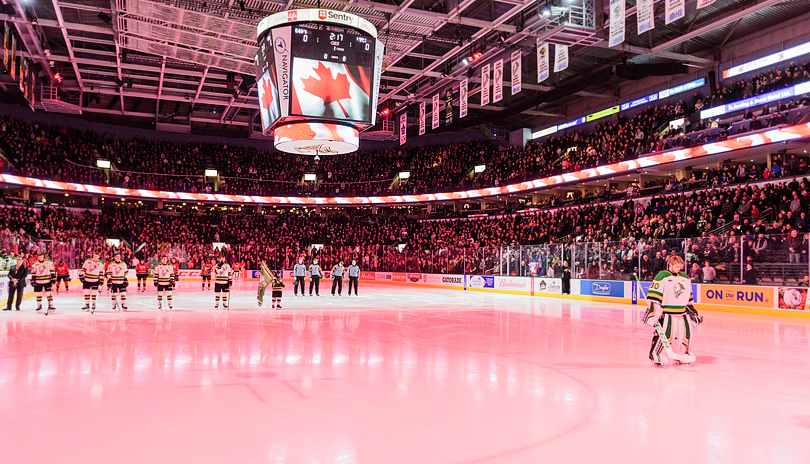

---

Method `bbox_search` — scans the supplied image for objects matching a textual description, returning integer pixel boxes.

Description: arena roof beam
[650,0,787,55]
[4,1,55,84]
[381,0,537,106]
[110,0,125,113]
[52,0,85,89]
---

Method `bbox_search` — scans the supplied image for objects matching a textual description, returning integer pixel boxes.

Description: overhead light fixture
[541,8,551,17]
[462,58,468,66]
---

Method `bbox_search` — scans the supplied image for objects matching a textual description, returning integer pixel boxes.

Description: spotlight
[382,108,389,115]
[462,58,468,66]
[53,73,63,83]
[541,8,551,17]
[473,52,482,60]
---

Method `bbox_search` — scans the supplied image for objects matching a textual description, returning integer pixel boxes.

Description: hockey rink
[2,281,810,464]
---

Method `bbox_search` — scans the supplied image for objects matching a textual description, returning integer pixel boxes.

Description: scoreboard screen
[289,24,374,123]
[255,9,384,150]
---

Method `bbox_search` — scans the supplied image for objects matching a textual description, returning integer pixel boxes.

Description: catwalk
[2,281,809,463]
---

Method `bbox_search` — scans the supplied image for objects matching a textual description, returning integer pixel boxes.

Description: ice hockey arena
[2,0,810,462]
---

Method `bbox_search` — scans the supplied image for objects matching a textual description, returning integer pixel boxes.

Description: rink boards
[10,269,808,317]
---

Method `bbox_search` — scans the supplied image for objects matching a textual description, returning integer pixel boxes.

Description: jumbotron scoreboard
[255,9,384,155]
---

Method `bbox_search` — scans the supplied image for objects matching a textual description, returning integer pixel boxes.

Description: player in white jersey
[213,256,233,310]
[644,255,703,366]
[153,256,176,310]
[80,251,105,313]
[106,253,129,311]
[31,251,56,314]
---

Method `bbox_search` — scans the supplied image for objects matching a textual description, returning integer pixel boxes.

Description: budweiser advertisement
[495,276,532,293]
[3,123,808,205]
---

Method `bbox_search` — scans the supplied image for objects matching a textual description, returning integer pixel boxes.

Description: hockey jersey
[201,263,212,276]
[647,270,693,313]
[81,259,105,283]
[136,263,149,275]
[31,259,55,285]
[107,261,128,285]
[55,263,69,276]
[154,264,176,285]
[214,263,233,285]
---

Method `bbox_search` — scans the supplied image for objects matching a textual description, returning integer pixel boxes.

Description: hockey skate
[90,304,96,314]
[43,306,49,316]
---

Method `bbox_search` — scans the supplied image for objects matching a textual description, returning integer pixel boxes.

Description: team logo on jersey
[674,282,686,298]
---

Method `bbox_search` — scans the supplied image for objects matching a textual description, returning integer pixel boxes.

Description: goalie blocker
[644,255,703,366]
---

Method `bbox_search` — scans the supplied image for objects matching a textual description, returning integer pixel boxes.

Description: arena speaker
[614,63,688,80]
[254,9,384,155]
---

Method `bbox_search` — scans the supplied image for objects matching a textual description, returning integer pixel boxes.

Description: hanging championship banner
[493,59,503,103]
[432,93,440,130]
[10,34,16,80]
[637,0,655,34]
[28,66,35,110]
[554,44,568,73]
[537,40,549,82]
[511,51,521,95]
[665,0,685,24]
[399,112,407,146]
[460,78,468,118]
[608,0,625,47]
[3,22,10,71]
[481,64,490,105]
[697,0,715,7]
[419,101,426,135]
[445,88,453,125]
[20,58,27,93]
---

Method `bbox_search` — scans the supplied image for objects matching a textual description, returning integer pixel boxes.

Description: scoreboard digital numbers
[291,25,375,68]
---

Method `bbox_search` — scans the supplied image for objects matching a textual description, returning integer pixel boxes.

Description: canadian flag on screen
[291,58,371,121]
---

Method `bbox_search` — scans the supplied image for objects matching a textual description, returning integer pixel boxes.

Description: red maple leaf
[261,78,275,113]
[300,62,352,118]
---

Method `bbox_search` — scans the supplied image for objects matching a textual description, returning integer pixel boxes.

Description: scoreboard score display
[255,9,384,155]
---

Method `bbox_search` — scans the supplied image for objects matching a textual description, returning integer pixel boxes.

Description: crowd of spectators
[3,168,810,285]
[3,58,810,199]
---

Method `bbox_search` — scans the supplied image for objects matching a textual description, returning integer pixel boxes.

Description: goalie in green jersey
[644,255,703,366]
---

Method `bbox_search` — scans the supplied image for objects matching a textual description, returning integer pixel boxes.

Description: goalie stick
[635,274,695,365]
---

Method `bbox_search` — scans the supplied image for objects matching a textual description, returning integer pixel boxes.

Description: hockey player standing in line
[80,252,105,312]
[257,261,285,309]
[644,255,702,366]
[170,257,180,290]
[31,251,56,315]
[347,260,360,296]
[201,259,213,290]
[293,257,307,296]
[270,269,285,309]
[331,260,345,297]
[54,260,69,293]
[309,258,322,296]
[135,259,149,292]
[213,256,233,310]
[154,256,176,311]
[106,253,128,311]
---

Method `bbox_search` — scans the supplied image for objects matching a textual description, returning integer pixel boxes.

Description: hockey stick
[653,320,695,364]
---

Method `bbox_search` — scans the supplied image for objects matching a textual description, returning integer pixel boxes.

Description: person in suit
[5,253,29,311]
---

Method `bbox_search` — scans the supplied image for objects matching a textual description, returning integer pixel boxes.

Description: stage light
[542,8,551,17]
[473,52,482,60]
[462,58,468,66]
[53,73,63,83]
[382,108,389,115]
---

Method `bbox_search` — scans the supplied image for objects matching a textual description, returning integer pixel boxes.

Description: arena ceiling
[1,0,809,139]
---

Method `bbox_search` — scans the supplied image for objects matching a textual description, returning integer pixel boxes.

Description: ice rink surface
[2,280,810,464]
